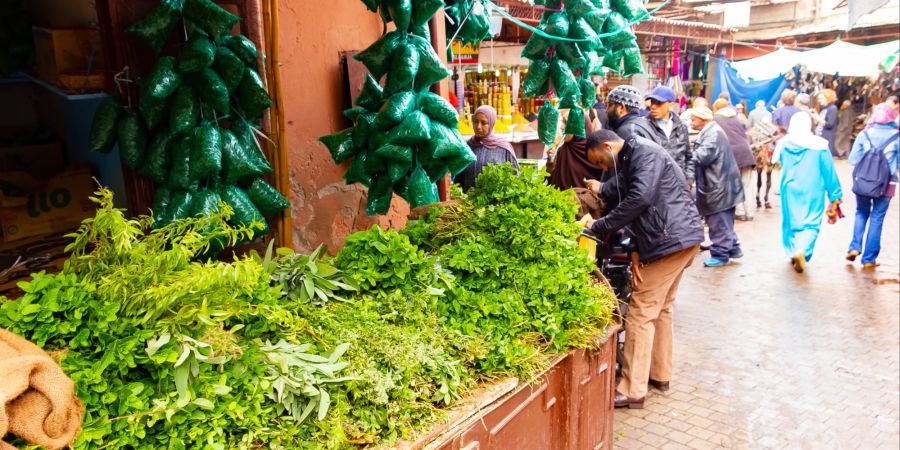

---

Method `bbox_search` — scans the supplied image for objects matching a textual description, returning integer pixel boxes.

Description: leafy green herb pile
[0,166,613,448]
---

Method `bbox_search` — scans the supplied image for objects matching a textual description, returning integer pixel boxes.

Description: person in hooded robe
[773,112,843,273]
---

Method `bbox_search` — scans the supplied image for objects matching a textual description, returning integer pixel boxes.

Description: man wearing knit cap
[691,106,745,267]
[644,85,694,186]
[590,86,658,211]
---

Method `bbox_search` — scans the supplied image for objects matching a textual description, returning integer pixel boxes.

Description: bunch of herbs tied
[0,189,351,449]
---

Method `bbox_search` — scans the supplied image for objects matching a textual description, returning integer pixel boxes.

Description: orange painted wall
[276,2,409,252]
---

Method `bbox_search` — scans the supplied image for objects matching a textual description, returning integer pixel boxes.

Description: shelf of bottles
[454,66,543,135]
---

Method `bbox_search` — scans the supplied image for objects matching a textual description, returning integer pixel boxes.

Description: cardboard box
[32,27,105,86]
[0,141,66,179]
[0,167,95,242]
[28,0,99,28]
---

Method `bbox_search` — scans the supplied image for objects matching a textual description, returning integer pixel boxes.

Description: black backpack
[852,131,899,198]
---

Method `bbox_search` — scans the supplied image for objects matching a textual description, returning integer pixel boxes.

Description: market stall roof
[730,47,804,80]
[731,39,900,79]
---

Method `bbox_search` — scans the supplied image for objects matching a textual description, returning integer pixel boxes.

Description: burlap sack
[0,328,83,450]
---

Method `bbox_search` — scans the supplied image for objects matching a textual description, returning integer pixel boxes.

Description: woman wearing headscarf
[846,103,900,269]
[773,112,843,273]
[455,105,519,192]
[815,89,840,157]
[834,99,856,159]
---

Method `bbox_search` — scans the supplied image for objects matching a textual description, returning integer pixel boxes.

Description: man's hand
[585,179,601,193]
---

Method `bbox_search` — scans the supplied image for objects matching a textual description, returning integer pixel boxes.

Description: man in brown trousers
[584,129,704,408]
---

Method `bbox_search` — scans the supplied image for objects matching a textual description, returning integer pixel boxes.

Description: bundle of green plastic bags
[319,0,476,216]
[89,0,289,247]
[521,0,648,145]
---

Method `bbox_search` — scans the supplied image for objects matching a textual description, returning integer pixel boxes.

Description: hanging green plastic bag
[445,148,476,177]
[169,190,195,221]
[580,77,596,108]
[232,119,273,175]
[557,42,586,69]
[145,57,182,101]
[220,185,268,235]
[521,35,551,60]
[139,130,173,183]
[410,22,430,40]
[351,113,376,151]
[522,59,550,97]
[392,111,431,145]
[355,74,384,112]
[344,150,370,186]
[183,0,239,42]
[223,35,258,66]
[319,128,356,164]
[361,0,379,12]
[410,36,451,91]
[558,93,580,109]
[190,188,221,218]
[602,50,622,73]
[375,91,416,129]
[544,12,570,37]
[246,178,290,216]
[189,122,223,181]
[405,164,439,207]
[138,97,169,130]
[212,47,245,93]
[169,134,193,189]
[178,35,215,73]
[612,0,648,21]
[591,0,611,9]
[583,8,611,30]
[384,43,419,95]
[538,103,559,146]
[375,143,413,164]
[603,12,636,51]
[222,129,264,185]
[387,159,412,183]
[126,0,183,53]
[117,110,148,169]
[387,0,412,31]
[550,58,578,98]
[411,0,442,28]
[365,175,393,216]
[565,107,586,137]
[566,0,598,15]
[586,51,604,76]
[90,94,121,153]
[417,92,459,127]
[169,85,199,135]
[151,186,173,228]
[429,122,468,159]
[236,68,272,120]
[621,47,644,77]
[354,31,406,80]
[568,19,599,52]
[197,68,230,116]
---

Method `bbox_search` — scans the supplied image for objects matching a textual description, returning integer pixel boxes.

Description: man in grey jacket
[645,86,694,187]
[691,106,745,268]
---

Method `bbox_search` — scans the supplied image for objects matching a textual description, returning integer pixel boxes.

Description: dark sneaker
[729,248,744,259]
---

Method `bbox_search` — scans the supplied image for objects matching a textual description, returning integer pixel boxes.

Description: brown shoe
[649,379,670,392]
[614,391,645,409]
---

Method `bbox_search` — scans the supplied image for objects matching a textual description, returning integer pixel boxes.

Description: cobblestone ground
[614,161,900,450]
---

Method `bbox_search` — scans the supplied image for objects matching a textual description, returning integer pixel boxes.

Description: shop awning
[730,48,804,80]
[731,39,900,79]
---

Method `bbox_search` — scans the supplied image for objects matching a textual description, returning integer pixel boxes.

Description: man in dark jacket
[712,99,756,221]
[583,129,704,409]
[645,86,695,186]
[691,106,745,268]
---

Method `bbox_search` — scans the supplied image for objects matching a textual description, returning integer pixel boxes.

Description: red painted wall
[276,3,409,252]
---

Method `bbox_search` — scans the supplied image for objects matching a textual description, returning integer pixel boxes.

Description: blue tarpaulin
[713,57,788,110]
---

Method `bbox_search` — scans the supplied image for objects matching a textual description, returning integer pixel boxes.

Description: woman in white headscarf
[773,112,843,273]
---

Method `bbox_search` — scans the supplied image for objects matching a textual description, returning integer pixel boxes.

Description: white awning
[731,39,900,79]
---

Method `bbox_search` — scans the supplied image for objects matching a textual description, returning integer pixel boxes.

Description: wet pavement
[613,161,900,450]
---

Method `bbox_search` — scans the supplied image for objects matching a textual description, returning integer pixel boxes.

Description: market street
[614,161,900,450]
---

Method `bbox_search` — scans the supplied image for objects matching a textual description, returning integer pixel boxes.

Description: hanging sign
[450,40,480,64]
